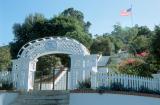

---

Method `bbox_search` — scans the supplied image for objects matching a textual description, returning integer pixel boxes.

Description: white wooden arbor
[12,37,98,91]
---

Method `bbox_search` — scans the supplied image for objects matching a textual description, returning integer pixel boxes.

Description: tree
[152,25,160,58]
[147,25,160,71]
[111,24,138,53]
[0,46,11,71]
[109,36,124,53]
[131,36,150,53]
[36,54,61,76]
[111,24,153,54]
[60,8,91,33]
[90,35,113,55]
[50,16,92,48]
[10,13,46,58]
[129,25,152,53]
[10,8,92,59]
[137,26,152,37]
[10,8,92,73]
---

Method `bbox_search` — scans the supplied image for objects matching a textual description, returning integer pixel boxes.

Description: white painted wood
[11,37,98,91]
[91,72,160,91]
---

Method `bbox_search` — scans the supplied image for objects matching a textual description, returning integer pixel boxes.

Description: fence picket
[92,72,160,92]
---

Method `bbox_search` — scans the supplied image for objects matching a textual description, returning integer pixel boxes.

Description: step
[18,94,69,98]
[21,90,69,95]
[11,103,69,105]
[10,90,70,105]
[12,99,69,105]
[11,100,69,105]
[19,96,69,101]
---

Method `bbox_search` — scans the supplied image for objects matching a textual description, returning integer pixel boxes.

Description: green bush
[139,86,160,94]
[78,78,91,89]
[110,82,125,91]
[0,82,13,90]
[96,86,110,94]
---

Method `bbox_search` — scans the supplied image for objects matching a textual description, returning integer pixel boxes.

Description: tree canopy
[9,8,93,74]
[10,8,92,59]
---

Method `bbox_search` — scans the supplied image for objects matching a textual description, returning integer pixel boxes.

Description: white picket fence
[91,72,160,91]
[0,71,12,83]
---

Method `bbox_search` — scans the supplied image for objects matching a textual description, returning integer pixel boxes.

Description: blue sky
[0,0,160,45]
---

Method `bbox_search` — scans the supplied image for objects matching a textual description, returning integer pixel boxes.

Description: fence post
[66,69,69,90]
[91,71,97,89]
[152,72,160,91]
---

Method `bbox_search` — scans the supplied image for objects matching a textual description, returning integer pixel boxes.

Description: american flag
[120,8,132,16]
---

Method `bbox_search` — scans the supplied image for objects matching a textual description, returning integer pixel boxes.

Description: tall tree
[90,35,113,55]
[10,8,92,73]
[152,25,160,58]
[137,26,152,37]
[10,13,46,58]
[131,35,150,53]
[10,8,92,59]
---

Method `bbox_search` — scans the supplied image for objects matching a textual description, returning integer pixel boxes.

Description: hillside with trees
[91,24,160,77]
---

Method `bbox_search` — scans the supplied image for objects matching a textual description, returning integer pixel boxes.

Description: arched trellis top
[17,37,90,60]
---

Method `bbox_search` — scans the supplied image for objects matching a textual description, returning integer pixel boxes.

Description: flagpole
[129,0,137,54]
[130,0,134,27]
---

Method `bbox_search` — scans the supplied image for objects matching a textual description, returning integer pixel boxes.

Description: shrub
[110,82,125,91]
[78,78,91,89]
[96,86,110,94]
[0,82,13,90]
[118,58,152,77]
[139,86,157,94]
